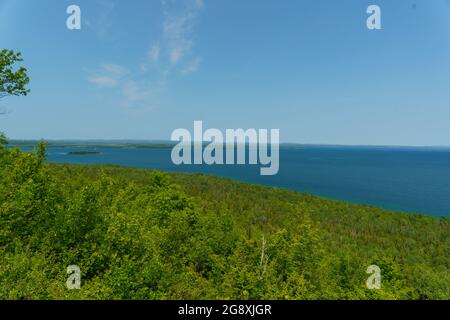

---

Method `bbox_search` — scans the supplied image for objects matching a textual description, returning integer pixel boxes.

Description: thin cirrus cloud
[181,57,202,75]
[148,44,161,64]
[164,12,195,65]
[89,0,205,110]
[84,0,117,42]
[88,63,128,88]
[121,80,159,104]
[88,76,118,88]
[88,62,165,110]
[162,0,203,66]
[143,0,204,71]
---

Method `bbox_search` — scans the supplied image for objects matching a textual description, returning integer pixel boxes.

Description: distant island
[67,151,101,155]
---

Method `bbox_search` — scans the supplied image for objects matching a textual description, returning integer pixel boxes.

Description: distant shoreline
[10,141,175,149]
[9,140,450,151]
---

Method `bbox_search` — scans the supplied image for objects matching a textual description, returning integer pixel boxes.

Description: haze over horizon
[8,137,450,148]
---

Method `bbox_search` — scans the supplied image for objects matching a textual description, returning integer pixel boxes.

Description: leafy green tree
[0,49,30,102]
[0,49,30,143]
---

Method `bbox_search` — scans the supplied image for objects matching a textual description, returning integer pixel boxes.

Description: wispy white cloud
[195,0,205,9]
[88,63,164,110]
[164,14,195,64]
[88,76,118,88]
[181,56,202,75]
[148,44,161,64]
[122,80,152,103]
[89,0,205,111]
[140,0,204,72]
[102,63,128,77]
[88,63,128,88]
[162,0,203,65]
[84,0,117,42]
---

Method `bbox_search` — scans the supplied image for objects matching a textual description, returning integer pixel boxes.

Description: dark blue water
[23,145,450,217]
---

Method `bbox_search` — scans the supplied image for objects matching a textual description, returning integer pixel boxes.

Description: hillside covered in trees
[0,140,449,300]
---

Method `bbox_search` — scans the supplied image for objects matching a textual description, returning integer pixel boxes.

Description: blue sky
[1,0,450,145]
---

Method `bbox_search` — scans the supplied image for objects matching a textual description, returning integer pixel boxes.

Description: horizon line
[7,138,450,149]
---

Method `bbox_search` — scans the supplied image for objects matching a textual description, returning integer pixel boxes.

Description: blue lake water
[22,145,450,217]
